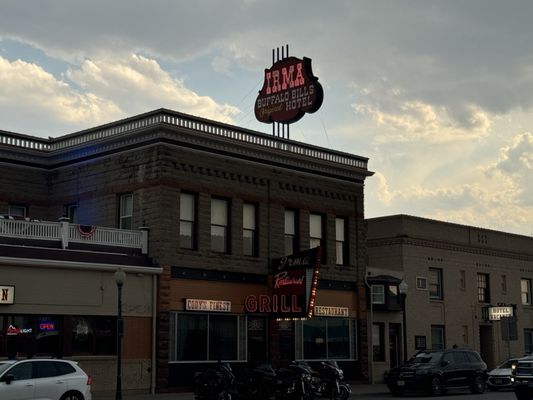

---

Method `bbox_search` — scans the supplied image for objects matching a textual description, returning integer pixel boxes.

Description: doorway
[389,323,401,367]
[480,325,495,368]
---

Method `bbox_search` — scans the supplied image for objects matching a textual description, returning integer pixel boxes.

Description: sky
[1,1,532,237]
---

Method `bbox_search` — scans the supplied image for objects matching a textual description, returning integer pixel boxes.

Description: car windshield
[408,351,443,364]
[0,362,13,375]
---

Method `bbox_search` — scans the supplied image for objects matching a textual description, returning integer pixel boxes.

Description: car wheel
[470,374,486,394]
[430,376,444,396]
[61,392,84,400]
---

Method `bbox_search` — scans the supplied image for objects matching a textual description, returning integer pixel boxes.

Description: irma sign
[255,56,323,124]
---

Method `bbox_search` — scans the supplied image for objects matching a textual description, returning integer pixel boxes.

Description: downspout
[151,273,157,394]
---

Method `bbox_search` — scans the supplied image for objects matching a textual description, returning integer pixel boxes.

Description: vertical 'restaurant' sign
[271,247,321,319]
[255,56,323,124]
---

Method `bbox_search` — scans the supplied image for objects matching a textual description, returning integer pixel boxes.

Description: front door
[389,323,401,367]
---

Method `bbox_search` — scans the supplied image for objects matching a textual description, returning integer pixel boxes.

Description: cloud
[67,54,239,124]
[0,55,123,134]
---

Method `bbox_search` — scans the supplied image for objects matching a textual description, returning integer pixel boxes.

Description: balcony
[0,216,148,254]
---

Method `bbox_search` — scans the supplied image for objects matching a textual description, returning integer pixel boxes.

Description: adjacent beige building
[367,214,533,382]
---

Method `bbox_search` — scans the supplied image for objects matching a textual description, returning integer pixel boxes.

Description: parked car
[0,358,92,400]
[512,356,533,400]
[487,357,521,390]
[386,348,487,396]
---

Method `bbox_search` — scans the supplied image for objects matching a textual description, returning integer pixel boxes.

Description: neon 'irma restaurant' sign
[245,247,321,319]
[255,56,323,124]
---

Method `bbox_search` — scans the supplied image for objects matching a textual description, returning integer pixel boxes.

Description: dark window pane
[243,229,255,256]
[327,319,350,358]
[211,225,227,253]
[177,314,207,361]
[304,319,327,359]
[36,316,60,356]
[209,315,238,360]
[180,221,194,249]
[94,317,116,355]
[72,317,94,354]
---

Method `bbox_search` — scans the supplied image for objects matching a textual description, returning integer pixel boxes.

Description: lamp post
[399,280,408,363]
[114,268,126,400]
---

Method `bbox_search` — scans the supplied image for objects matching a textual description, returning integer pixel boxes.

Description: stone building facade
[366,214,533,382]
[0,108,373,392]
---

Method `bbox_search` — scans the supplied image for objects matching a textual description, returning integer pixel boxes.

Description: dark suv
[512,356,533,400]
[387,348,487,396]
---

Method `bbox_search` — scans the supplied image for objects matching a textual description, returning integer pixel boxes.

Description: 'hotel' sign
[0,286,15,304]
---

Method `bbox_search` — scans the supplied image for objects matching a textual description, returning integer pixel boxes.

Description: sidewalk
[93,383,390,400]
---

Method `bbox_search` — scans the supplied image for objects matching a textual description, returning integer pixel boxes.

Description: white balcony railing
[0,217,148,254]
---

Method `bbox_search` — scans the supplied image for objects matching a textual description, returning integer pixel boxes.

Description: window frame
[179,192,197,250]
[8,204,27,218]
[118,193,133,230]
[335,217,348,265]
[284,209,298,256]
[429,268,443,300]
[211,197,230,253]
[522,278,532,306]
[477,273,490,303]
[309,213,324,250]
[431,325,446,350]
[243,203,257,257]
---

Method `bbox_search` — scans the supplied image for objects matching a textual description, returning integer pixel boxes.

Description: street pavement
[92,383,390,400]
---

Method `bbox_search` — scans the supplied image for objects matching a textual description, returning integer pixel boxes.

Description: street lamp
[114,268,126,400]
[399,280,408,363]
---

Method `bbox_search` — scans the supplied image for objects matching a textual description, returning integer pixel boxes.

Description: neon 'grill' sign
[255,57,323,124]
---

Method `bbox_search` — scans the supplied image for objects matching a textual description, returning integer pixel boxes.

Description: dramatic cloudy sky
[1,1,532,236]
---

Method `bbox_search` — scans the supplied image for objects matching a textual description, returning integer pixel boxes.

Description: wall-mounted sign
[314,306,349,317]
[185,299,231,312]
[0,285,14,304]
[255,56,323,124]
[488,306,514,321]
[245,247,321,319]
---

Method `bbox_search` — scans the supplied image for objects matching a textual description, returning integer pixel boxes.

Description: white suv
[0,359,92,400]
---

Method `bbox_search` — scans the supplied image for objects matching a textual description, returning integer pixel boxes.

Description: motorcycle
[297,361,351,400]
[275,361,314,400]
[194,362,235,400]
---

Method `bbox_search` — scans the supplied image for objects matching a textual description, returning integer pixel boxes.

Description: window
[180,193,196,249]
[460,270,466,290]
[335,217,348,265]
[0,315,116,358]
[525,329,533,355]
[416,277,428,290]
[477,273,490,303]
[302,318,351,359]
[431,325,445,350]
[8,362,32,380]
[243,203,257,256]
[64,203,78,223]
[118,193,133,229]
[309,213,323,249]
[388,285,400,307]
[522,279,532,306]
[372,323,385,361]
[371,284,385,304]
[429,268,443,300]
[8,204,27,218]
[462,325,469,345]
[170,313,246,361]
[284,210,298,255]
[211,198,229,253]
[502,274,507,295]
